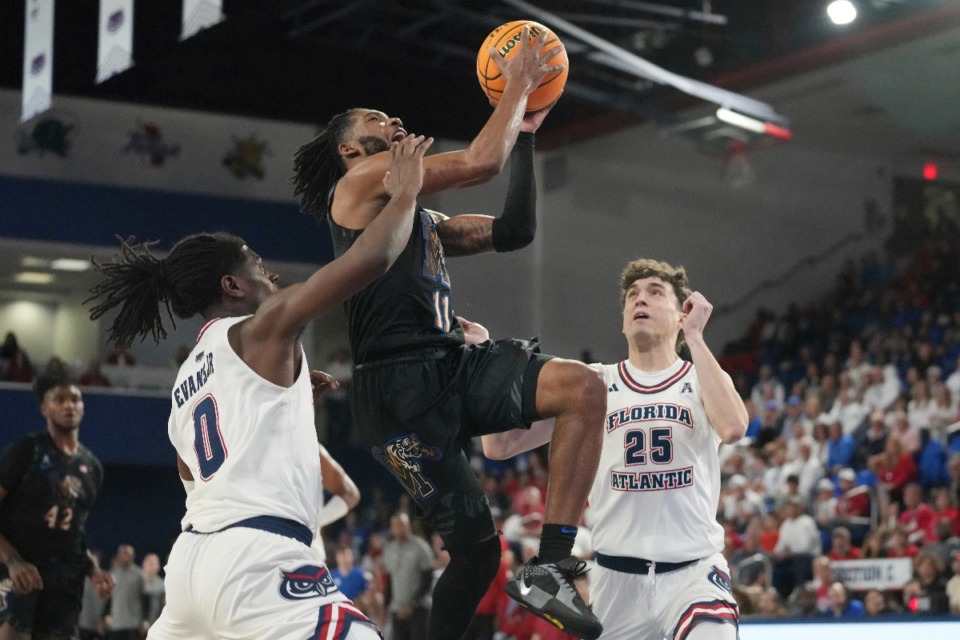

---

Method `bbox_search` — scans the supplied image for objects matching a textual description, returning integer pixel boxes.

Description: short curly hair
[619,258,692,352]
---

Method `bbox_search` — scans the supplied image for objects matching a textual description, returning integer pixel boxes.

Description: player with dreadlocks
[290,27,605,640]
[86,135,432,640]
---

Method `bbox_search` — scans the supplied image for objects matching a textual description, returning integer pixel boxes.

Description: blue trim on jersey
[187,515,313,546]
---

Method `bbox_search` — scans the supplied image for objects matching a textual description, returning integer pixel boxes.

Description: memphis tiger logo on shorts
[707,566,733,595]
[278,564,339,600]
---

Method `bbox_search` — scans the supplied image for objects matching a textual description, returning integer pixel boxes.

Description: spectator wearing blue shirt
[825,582,865,618]
[331,546,368,601]
[825,417,856,476]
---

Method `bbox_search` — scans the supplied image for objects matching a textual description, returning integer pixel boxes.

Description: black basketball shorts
[350,338,552,548]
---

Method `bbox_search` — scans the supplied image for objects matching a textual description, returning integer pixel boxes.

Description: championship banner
[21,0,55,122]
[96,0,134,84]
[830,558,913,591]
[180,0,223,41]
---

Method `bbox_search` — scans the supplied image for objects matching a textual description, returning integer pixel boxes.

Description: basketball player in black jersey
[292,27,605,640]
[0,374,114,640]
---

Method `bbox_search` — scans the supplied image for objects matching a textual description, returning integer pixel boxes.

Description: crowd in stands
[78,544,166,640]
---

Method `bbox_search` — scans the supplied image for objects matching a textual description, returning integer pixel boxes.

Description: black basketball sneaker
[504,555,602,640]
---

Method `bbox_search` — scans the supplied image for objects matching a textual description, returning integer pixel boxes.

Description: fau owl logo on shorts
[707,566,733,596]
[278,565,339,600]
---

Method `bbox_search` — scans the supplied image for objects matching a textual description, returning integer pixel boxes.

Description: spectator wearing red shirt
[78,358,111,387]
[899,483,938,545]
[932,487,960,537]
[870,435,917,503]
[886,528,920,558]
[827,527,863,561]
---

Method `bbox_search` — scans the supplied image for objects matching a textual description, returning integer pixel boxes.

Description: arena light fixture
[716,108,793,141]
[14,271,54,284]
[827,0,858,25]
[50,258,91,272]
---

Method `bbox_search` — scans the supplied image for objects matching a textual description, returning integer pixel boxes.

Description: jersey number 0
[192,394,228,480]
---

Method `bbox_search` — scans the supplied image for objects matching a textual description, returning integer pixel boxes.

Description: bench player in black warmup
[292,27,605,640]
[0,374,114,640]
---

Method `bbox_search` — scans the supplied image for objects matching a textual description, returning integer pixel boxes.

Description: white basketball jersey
[168,316,322,533]
[589,359,724,562]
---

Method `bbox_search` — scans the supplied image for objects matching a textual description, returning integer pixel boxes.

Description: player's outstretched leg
[505,358,605,640]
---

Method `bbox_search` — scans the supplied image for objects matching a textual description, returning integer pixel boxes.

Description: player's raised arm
[680,292,749,444]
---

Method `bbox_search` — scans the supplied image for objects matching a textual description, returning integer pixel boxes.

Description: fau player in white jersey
[87,135,434,640]
[482,258,748,640]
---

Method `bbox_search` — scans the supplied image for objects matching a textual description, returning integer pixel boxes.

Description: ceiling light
[21,256,50,268]
[827,1,858,25]
[14,272,55,284]
[50,258,91,272]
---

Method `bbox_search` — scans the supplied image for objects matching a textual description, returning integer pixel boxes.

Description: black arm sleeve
[491,132,536,252]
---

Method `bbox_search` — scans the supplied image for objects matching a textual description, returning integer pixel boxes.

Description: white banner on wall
[96,0,134,84]
[180,0,223,41]
[21,0,55,121]
[830,558,913,591]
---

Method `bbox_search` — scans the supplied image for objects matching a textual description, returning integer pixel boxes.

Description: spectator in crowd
[902,576,949,614]
[772,497,821,598]
[855,409,887,464]
[332,545,369,603]
[914,552,949,610]
[825,419,856,477]
[946,552,960,614]
[931,487,960,536]
[383,512,433,640]
[823,582,865,618]
[44,356,67,377]
[141,553,164,632]
[104,544,144,640]
[723,474,765,533]
[78,358,111,387]
[861,366,899,413]
[908,381,935,432]
[785,439,824,500]
[78,550,108,640]
[863,589,892,617]
[834,467,872,543]
[923,517,960,567]
[890,410,922,456]
[950,453,960,507]
[827,526,861,560]
[861,530,887,559]
[751,364,785,413]
[828,387,867,437]
[871,436,917,503]
[886,527,920,559]
[899,482,937,545]
[808,555,833,613]
[786,584,819,618]
[930,385,958,442]
[813,478,838,530]
[752,588,786,619]
[0,331,34,382]
[729,521,771,587]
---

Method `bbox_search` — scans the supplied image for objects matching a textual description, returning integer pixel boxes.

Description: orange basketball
[476,20,568,112]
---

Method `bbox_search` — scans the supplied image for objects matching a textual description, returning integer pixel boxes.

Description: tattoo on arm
[437,216,495,257]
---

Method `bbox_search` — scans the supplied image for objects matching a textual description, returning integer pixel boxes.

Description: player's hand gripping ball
[476,20,568,112]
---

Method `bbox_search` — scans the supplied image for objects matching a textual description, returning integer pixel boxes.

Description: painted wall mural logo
[124,121,180,166]
[16,111,77,157]
[222,134,270,179]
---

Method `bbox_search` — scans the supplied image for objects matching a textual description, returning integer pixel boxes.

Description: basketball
[476,20,568,112]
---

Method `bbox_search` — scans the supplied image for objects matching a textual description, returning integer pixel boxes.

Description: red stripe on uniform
[673,599,738,640]
[195,317,222,343]
[618,360,692,394]
[313,602,382,640]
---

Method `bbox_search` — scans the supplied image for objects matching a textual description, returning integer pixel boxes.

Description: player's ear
[221,274,244,300]
[338,141,363,160]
